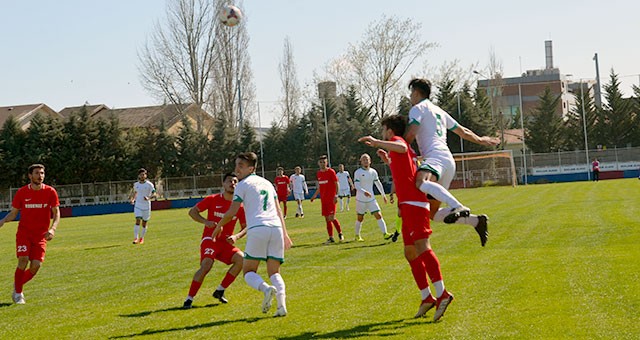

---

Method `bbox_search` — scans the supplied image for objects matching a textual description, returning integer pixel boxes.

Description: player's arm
[452,125,500,146]
[0,207,20,228]
[44,206,60,241]
[404,123,418,145]
[348,176,355,190]
[188,206,215,227]
[389,182,395,204]
[333,180,339,203]
[303,179,308,194]
[373,177,387,203]
[129,189,137,204]
[309,183,320,202]
[216,201,241,237]
[358,136,408,154]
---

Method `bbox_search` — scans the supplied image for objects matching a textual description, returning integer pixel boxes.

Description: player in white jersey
[129,168,156,244]
[289,166,308,218]
[216,152,293,317]
[405,78,499,246]
[336,164,354,212]
[353,154,392,241]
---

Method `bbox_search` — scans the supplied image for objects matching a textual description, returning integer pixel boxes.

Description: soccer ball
[220,5,242,27]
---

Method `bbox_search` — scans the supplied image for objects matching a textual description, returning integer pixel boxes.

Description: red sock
[188,280,203,298]
[220,272,236,289]
[283,204,287,216]
[326,221,334,237]
[22,270,35,285]
[332,219,342,233]
[408,257,429,290]
[420,249,443,282]
[14,268,26,293]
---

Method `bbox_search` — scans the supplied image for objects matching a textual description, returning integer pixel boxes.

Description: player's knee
[29,261,42,272]
[17,257,29,269]
[404,247,417,262]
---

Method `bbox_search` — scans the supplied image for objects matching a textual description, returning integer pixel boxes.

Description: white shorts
[244,226,285,263]
[338,188,351,197]
[134,207,151,221]
[293,192,305,201]
[356,199,381,215]
[419,149,456,189]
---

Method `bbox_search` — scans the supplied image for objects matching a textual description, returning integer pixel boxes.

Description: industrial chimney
[545,40,553,69]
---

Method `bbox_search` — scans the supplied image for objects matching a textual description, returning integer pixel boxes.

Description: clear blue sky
[1,0,638,126]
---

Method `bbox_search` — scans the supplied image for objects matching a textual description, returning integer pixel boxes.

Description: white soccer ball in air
[220,5,242,27]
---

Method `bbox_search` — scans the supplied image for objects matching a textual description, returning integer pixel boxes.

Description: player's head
[222,172,238,194]
[318,155,328,170]
[408,78,431,105]
[28,164,45,185]
[381,114,407,140]
[276,167,284,176]
[235,152,257,179]
[338,164,344,172]
[294,166,301,174]
[138,168,148,181]
[359,154,371,168]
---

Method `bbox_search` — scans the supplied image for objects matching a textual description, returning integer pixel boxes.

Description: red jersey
[316,168,338,201]
[388,136,429,205]
[12,184,60,237]
[196,193,246,242]
[274,175,290,196]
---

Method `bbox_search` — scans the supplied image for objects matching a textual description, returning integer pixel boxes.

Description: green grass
[1,179,639,339]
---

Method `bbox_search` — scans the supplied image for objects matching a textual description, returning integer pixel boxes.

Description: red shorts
[321,198,336,216]
[200,238,241,265]
[16,232,47,262]
[277,193,289,203]
[399,204,432,246]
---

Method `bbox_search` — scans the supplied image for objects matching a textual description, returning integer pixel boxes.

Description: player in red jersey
[183,173,247,309]
[0,164,60,305]
[274,167,291,218]
[310,155,344,244]
[359,115,454,322]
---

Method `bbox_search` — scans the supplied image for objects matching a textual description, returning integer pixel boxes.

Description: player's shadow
[0,302,13,308]
[84,244,122,251]
[119,303,219,318]
[340,242,391,250]
[109,316,261,339]
[276,318,410,339]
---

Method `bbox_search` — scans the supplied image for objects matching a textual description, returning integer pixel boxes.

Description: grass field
[1,179,639,339]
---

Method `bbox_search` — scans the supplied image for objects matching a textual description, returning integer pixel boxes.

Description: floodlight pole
[322,99,332,166]
[580,80,591,181]
[518,83,527,185]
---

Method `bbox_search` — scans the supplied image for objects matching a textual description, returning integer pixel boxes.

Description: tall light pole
[593,53,602,109]
[473,70,503,149]
[580,80,591,181]
[518,83,527,185]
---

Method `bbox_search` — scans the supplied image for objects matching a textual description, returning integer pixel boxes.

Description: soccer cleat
[15,292,25,305]
[262,286,276,313]
[132,238,139,244]
[300,214,304,218]
[475,215,489,247]
[414,295,436,318]
[338,233,344,242]
[355,235,364,242]
[182,298,193,309]
[274,306,288,317]
[212,289,228,304]
[391,230,400,242]
[323,237,335,244]
[295,213,299,218]
[383,232,393,240]
[12,290,19,303]
[443,206,470,224]
[138,238,145,244]
[433,290,454,322]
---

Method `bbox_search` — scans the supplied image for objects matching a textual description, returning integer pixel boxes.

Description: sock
[339,198,344,210]
[14,268,25,293]
[432,280,445,299]
[420,287,432,300]
[283,204,287,216]
[326,221,334,237]
[299,204,304,215]
[419,181,462,208]
[408,256,429,291]
[420,250,443,291]
[220,272,236,289]
[346,197,350,208]
[355,220,362,236]
[332,219,342,233]
[457,214,480,227]
[188,280,203,298]
[244,271,267,292]
[377,218,388,234]
[134,225,140,239]
[270,273,287,309]
[395,216,402,232]
[22,270,35,285]
[140,226,147,239]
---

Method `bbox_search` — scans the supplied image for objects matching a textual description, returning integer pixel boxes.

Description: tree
[565,83,596,150]
[524,87,564,153]
[348,15,435,120]
[174,116,209,176]
[278,36,301,126]
[596,70,634,148]
[0,116,27,187]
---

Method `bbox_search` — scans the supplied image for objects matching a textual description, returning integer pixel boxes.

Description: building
[0,103,62,130]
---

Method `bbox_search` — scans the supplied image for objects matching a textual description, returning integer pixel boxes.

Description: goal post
[451,149,517,188]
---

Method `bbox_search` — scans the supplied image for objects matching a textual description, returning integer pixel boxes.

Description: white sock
[270,273,286,309]
[244,271,267,292]
[433,209,449,222]
[432,280,445,298]
[346,197,350,209]
[457,214,479,227]
[419,181,462,208]
[339,198,344,210]
[299,204,304,215]
[355,220,362,236]
[134,225,140,239]
[377,218,388,234]
[420,287,432,300]
[140,226,147,239]
[186,295,193,300]
[216,285,224,291]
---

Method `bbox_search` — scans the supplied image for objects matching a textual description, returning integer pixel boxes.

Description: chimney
[545,40,553,69]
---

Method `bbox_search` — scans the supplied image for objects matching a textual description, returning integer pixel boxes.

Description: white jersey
[354,167,384,203]
[233,174,282,229]
[336,171,351,191]
[409,99,459,158]
[133,180,155,210]
[289,173,307,193]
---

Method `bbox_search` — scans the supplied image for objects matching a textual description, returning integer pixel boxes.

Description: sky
[1,0,639,127]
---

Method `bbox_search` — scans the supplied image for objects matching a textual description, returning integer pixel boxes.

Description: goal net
[451,150,517,188]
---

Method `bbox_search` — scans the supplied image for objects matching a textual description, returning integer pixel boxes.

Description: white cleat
[262,286,276,313]
[12,290,19,303]
[15,292,25,305]
[274,306,288,317]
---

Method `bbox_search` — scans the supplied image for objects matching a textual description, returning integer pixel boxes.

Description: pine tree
[524,87,564,152]
[598,70,634,148]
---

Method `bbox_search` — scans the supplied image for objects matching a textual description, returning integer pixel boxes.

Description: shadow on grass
[109,316,261,338]
[276,318,411,339]
[119,303,219,318]
[84,244,122,251]
[0,302,13,308]
[339,242,391,250]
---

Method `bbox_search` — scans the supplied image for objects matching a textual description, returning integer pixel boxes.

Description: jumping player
[183,173,247,309]
[0,164,60,305]
[274,167,291,218]
[129,168,156,244]
[310,155,344,244]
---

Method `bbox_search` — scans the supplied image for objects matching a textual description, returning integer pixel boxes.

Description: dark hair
[236,152,258,167]
[223,172,237,182]
[381,115,407,137]
[409,78,432,99]
[276,167,284,172]
[28,164,45,175]
[318,155,328,161]
[138,168,147,174]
